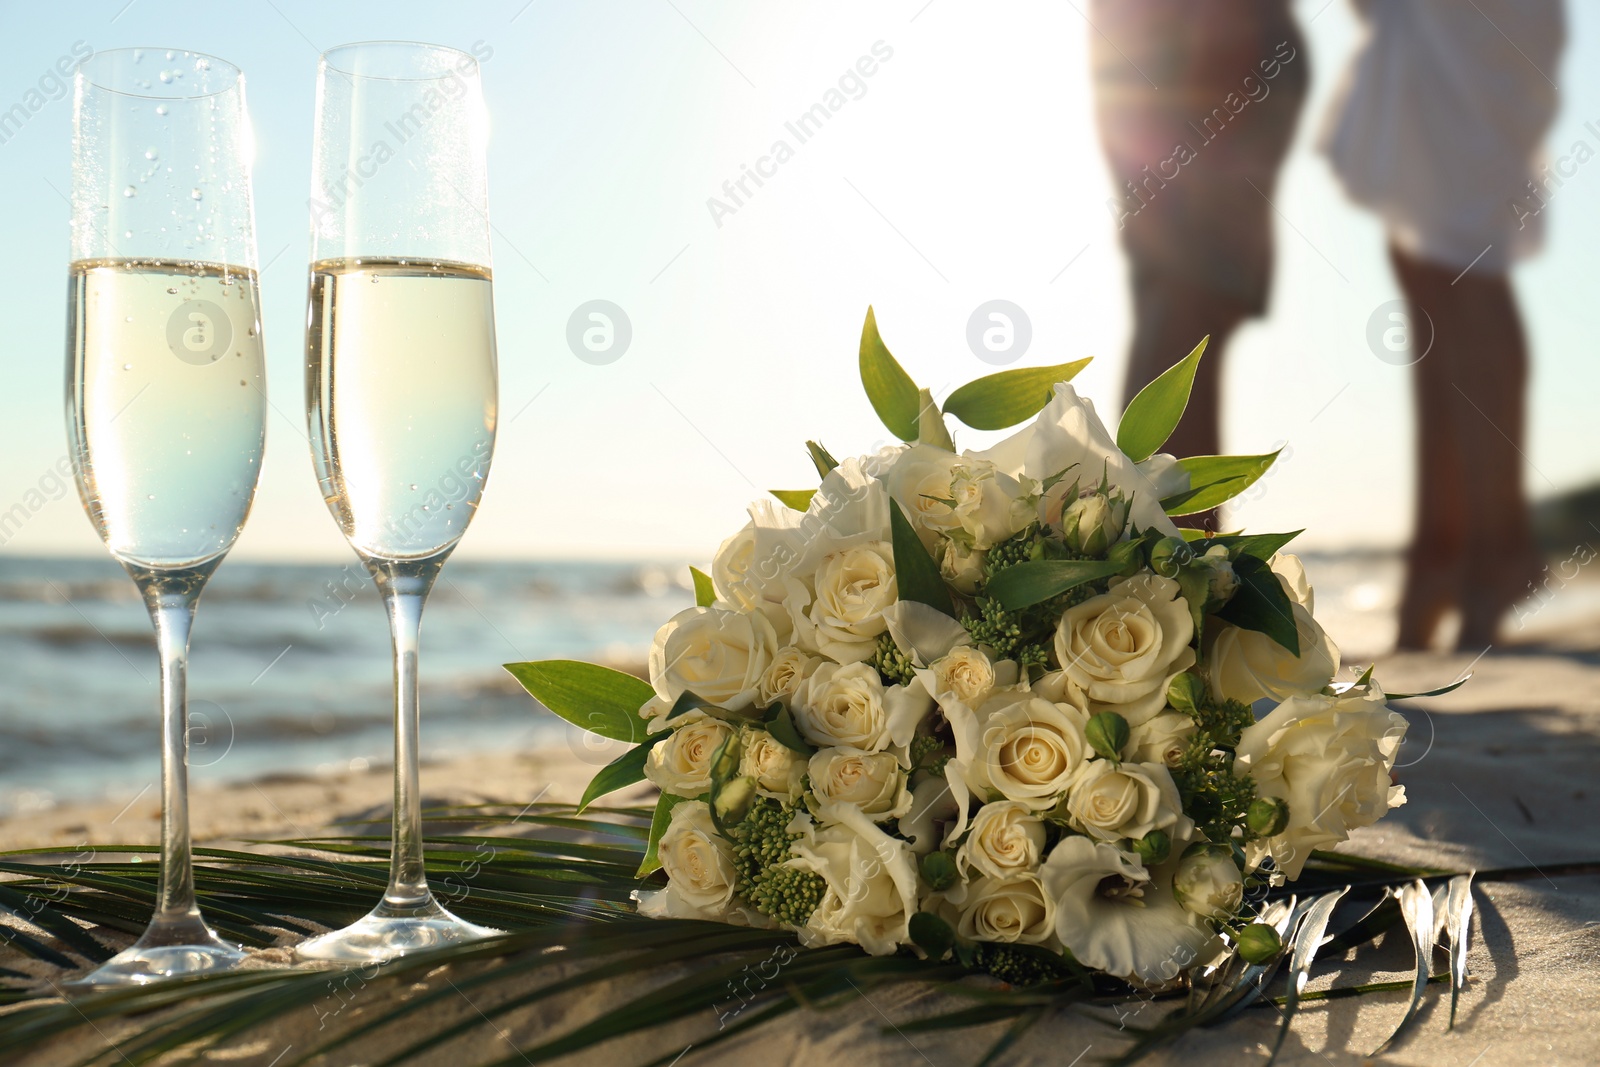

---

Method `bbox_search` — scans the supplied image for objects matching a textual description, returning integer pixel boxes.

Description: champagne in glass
[66,49,265,986]
[295,42,500,964]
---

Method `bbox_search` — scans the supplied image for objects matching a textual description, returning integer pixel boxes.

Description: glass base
[294,895,502,965]
[69,914,249,989]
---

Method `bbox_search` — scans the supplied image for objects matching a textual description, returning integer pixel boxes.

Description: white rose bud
[1172,844,1244,921]
[1126,712,1198,768]
[644,717,735,797]
[939,538,986,595]
[807,747,911,821]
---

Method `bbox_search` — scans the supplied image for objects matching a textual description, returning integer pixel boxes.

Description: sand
[3,626,1599,1065]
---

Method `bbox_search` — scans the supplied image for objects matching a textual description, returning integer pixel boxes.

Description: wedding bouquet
[512,308,1414,987]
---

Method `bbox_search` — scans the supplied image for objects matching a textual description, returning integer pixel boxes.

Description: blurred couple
[1091,0,1564,651]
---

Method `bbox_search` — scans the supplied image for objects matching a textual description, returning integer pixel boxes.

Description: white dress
[1321,0,1564,273]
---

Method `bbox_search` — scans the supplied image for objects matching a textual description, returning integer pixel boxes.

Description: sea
[1,549,1592,815]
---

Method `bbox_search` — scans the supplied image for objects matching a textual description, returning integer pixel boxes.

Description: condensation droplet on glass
[158,70,174,84]
[164,50,175,60]
[166,287,178,295]
[122,363,133,370]
[190,188,203,201]
[122,229,133,239]
[146,494,156,501]
[122,185,136,198]
[154,105,168,116]
[409,484,418,491]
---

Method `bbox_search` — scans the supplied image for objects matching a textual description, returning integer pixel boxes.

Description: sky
[1,0,1597,564]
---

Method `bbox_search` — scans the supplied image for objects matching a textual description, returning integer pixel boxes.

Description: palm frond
[0,808,1560,1067]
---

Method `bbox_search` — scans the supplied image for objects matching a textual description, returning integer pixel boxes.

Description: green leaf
[503,660,652,744]
[1117,336,1208,462]
[636,793,688,877]
[1210,529,1303,561]
[1162,450,1282,515]
[664,689,716,722]
[806,440,838,479]
[889,498,955,617]
[764,704,815,755]
[578,733,665,813]
[986,559,1125,611]
[689,566,716,607]
[942,358,1093,430]
[1387,675,1471,700]
[859,306,921,441]
[1215,554,1300,656]
[770,488,816,511]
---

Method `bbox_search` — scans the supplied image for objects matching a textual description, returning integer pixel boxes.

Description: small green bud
[1085,711,1130,761]
[1166,672,1206,714]
[1148,535,1193,578]
[1107,537,1143,577]
[908,911,957,960]
[713,776,757,825]
[1235,923,1283,964]
[920,849,959,891]
[1132,829,1171,866]
[1246,796,1290,837]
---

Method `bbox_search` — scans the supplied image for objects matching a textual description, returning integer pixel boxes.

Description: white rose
[1042,836,1213,984]
[1171,844,1244,921]
[947,460,1019,550]
[711,521,759,609]
[939,538,986,595]
[929,645,997,709]
[1055,572,1197,726]
[956,800,1046,881]
[1235,683,1408,879]
[740,727,806,801]
[789,804,919,956]
[758,645,818,708]
[1126,711,1197,768]
[648,606,779,712]
[885,444,963,540]
[632,801,738,919]
[644,717,735,797]
[807,747,911,821]
[791,541,897,663]
[954,874,1056,945]
[1206,554,1339,704]
[974,696,1091,809]
[792,661,889,751]
[1064,759,1189,843]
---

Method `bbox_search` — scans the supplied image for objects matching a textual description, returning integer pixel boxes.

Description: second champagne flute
[295,41,501,963]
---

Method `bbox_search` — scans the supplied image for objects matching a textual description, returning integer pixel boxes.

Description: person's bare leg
[1389,246,1537,650]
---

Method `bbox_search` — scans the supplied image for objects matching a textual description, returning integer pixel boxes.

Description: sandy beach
[4,618,1600,1065]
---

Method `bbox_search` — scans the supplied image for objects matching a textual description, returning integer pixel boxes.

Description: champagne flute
[66,48,264,986]
[294,41,500,963]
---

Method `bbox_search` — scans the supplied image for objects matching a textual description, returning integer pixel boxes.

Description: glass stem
[128,560,219,936]
[368,550,449,913]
